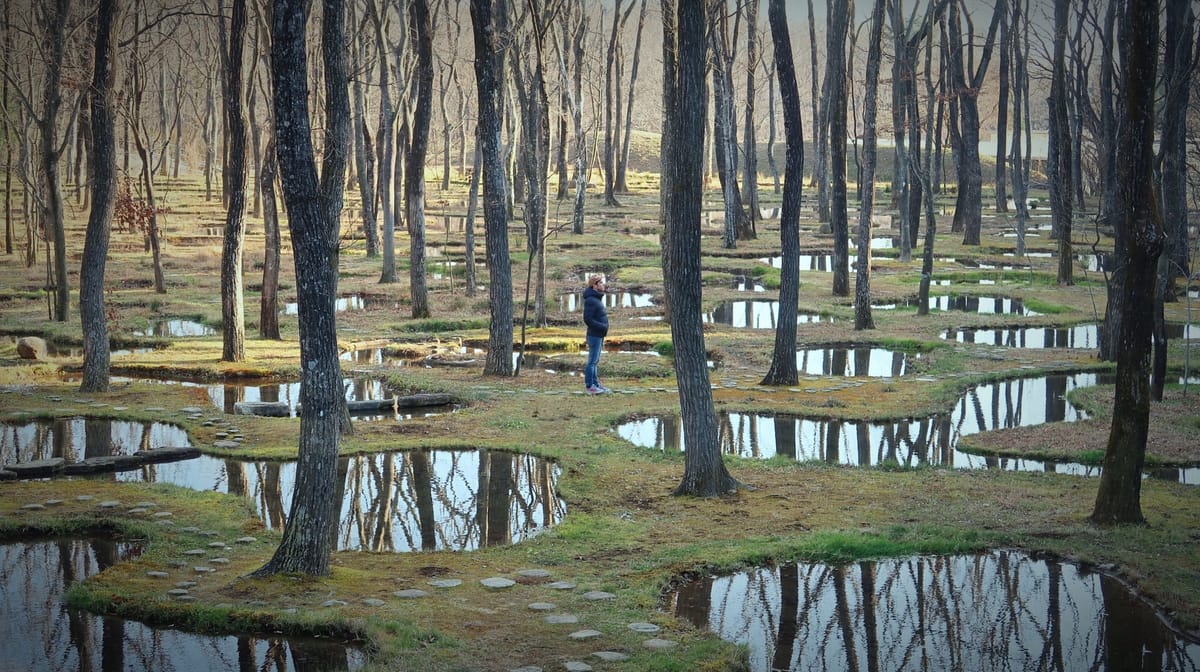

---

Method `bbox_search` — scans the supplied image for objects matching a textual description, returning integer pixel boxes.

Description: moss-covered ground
[2,172,1198,670]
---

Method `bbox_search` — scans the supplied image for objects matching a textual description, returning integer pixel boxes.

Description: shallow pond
[558,290,655,312]
[0,537,364,671]
[874,294,1039,316]
[670,549,1200,672]
[943,322,1197,347]
[796,347,912,378]
[759,255,840,272]
[704,300,835,329]
[134,319,215,337]
[1,418,190,465]
[96,449,564,552]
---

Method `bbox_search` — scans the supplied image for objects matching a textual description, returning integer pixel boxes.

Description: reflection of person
[583,274,610,394]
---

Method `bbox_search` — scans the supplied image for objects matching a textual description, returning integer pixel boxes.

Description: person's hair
[588,274,605,288]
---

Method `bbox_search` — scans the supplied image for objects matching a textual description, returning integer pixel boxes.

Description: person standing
[583,274,611,394]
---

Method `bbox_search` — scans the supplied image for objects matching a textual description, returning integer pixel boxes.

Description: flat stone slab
[568,630,603,641]
[545,581,576,590]
[643,638,677,650]
[321,600,347,608]
[393,589,429,599]
[527,602,556,611]
[564,662,593,672]
[581,591,616,601]
[592,651,630,662]
[516,568,551,579]
[480,577,516,589]
[544,614,579,625]
[428,579,462,589]
[362,598,386,607]
[627,622,660,634]
[145,571,169,579]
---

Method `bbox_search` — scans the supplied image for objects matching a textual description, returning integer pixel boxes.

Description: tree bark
[761,0,803,386]
[253,0,351,577]
[473,0,514,377]
[350,6,378,257]
[220,0,249,362]
[741,0,760,228]
[854,0,885,331]
[39,0,72,321]
[80,0,119,393]
[602,0,633,206]
[407,0,433,318]
[668,0,739,497]
[1048,0,1073,286]
[372,0,399,283]
[1090,0,1163,527]
[809,0,828,222]
[259,137,281,340]
[827,0,850,296]
[616,0,647,193]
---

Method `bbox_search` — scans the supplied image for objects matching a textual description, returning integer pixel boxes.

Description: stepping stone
[428,579,462,589]
[157,520,175,527]
[544,614,579,625]
[168,588,190,596]
[546,581,576,591]
[209,558,230,565]
[127,508,149,515]
[180,407,203,414]
[627,622,660,634]
[643,638,677,650]
[213,440,240,449]
[75,495,94,501]
[236,537,258,544]
[146,407,166,412]
[581,591,615,601]
[175,595,197,602]
[321,600,347,608]
[179,527,202,534]
[510,667,542,672]
[44,499,63,506]
[146,571,169,579]
[247,600,268,607]
[175,581,197,589]
[393,589,429,599]
[480,577,515,589]
[207,541,227,548]
[99,501,121,509]
[183,549,207,556]
[21,503,45,511]
[135,502,156,508]
[193,566,215,573]
[362,598,386,607]
[517,568,551,579]
[568,630,603,641]
[527,602,556,611]
[592,652,629,662]
[564,663,593,672]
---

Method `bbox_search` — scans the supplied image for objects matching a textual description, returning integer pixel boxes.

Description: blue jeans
[585,335,603,388]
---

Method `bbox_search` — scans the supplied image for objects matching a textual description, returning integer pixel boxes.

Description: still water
[704,301,835,329]
[0,537,364,671]
[1,418,189,465]
[796,347,911,378]
[671,550,1200,672]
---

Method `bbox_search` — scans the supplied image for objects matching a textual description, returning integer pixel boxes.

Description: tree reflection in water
[671,550,1200,672]
[125,449,564,552]
[0,418,190,464]
[0,538,363,671]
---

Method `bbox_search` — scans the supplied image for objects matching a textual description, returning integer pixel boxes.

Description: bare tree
[854,0,885,332]
[407,0,434,318]
[827,0,850,296]
[37,0,73,320]
[220,0,249,362]
[615,0,647,193]
[601,0,633,206]
[1048,0,1073,286]
[761,0,803,386]
[741,0,761,227]
[79,0,120,393]
[1090,0,1163,527]
[252,0,352,578]
[710,0,752,248]
[350,1,378,256]
[371,0,401,283]
[665,0,740,497]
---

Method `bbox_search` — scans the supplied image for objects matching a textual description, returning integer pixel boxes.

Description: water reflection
[759,255,842,272]
[283,294,399,315]
[796,347,910,378]
[104,449,564,552]
[873,294,1039,316]
[206,378,391,416]
[944,322,1196,347]
[618,373,1098,469]
[1,418,190,465]
[704,301,835,329]
[671,550,1200,672]
[0,537,364,671]
[558,291,655,312]
[133,319,215,337]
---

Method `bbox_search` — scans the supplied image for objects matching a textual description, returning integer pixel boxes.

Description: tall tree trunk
[1090,0,1163,527]
[2,0,11,256]
[659,0,675,325]
[407,0,433,318]
[1048,0,1073,286]
[616,0,647,193]
[350,7,378,256]
[1098,0,1121,361]
[668,0,739,498]
[1160,0,1194,296]
[994,5,1009,213]
[809,0,828,222]
[473,0,514,377]
[761,0,803,386]
[602,1,632,206]
[373,0,399,283]
[916,0,940,316]
[765,54,780,194]
[259,138,281,339]
[1009,0,1029,257]
[253,0,351,577]
[711,1,749,248]
[854,0,885,331]
[827,0,850,296]
[569,1,588,234]
[464,138,480,298]
[220,0,249,362]
[741,0,760,227]
[39,0,72,321]
[80,0,119,393]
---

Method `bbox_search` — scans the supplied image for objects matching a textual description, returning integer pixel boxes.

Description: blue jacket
[583,287,609,338]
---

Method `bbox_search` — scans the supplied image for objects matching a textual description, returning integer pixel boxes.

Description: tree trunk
[220,0,249,362]
[253,0,351,578]
[570,2,588,234]
[765,54,780,194]
[710,2,748,249]
[827,0,850,297]
[741,0,760,228]
[659,0,675,325]
[1097,0,1121,362]
[994,6,1009,213]
[473,0,514,377]
[854,0,885,332]
[808,0,828,222]
[1090,0,1163,527]
[39,0,71,321]
[373,0,399,283]
[80,0,119,393]
[259,138,281,339]
[407,0,433,318]
[668,0,739,498]
[1048,0,1073,286]
[464,137,481,298]
[1160,0,1194,297]
[761,0,803,386]
[602,1,632,206]
[1009,0,1029,257]
[616,0,647,193]
[350,10,378,256]
[2,0,11,256]
[917,9,940,317]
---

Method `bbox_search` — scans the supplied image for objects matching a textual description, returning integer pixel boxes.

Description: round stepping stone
[21,503,45,511]
[99,501,121,509]
[209,558,230,565]
[44,499,63,506]
[428,579,462,589]
[480,577,515,589]
[568,630,603,641]
[178,527,201,534]
[127,508,149,515]
[362,598,386,607]
[136,502,156,508]
[627,622,660,634]
[175,594,197,602]
[510,667,542,672]
[236,537,258,544]
[517,568,551,579]
[153,511,173,518]
[393,589,429,599]
[146,571,169,579]
[247,600,268,607]
[545,581,576,590]
[581,591,616,601]
[180,407,203,414]
[321,600,347,608]
[175,581,197,588]
[592,652,629,662]
[75,495,94,502]
[193,566,215,573]
[643,638,677,650]
[564,663,593,672]
[544,614,579,625]
[157,520,175,527]
[213,440,240,449]
[527,602,556,611]
[207,541,227,548]
[183,549,207,556]
[167,588,190,596]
